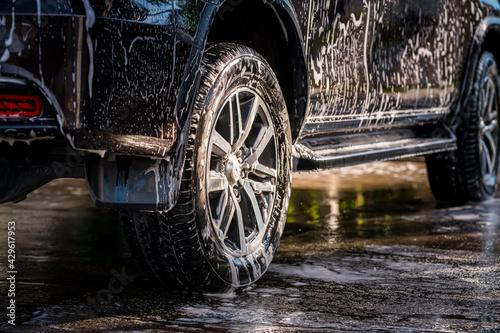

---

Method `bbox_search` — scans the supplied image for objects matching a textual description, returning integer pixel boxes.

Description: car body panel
[1,0,500,211]
[293,0,500,135]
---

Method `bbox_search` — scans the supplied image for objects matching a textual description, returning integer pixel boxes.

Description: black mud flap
[85,154,177,212]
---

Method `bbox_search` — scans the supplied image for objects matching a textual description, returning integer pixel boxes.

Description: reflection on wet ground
[0,160,499,332]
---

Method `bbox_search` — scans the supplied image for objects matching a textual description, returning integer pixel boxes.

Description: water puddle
[284,161,500,255]
[1,161,499,332]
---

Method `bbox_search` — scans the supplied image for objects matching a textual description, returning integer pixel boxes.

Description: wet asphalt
[0,159,499,332]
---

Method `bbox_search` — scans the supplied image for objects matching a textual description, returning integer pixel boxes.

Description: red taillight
[0,94,42,117]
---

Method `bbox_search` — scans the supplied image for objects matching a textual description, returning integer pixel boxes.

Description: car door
[369,0,462,126]
[295,0,379,134]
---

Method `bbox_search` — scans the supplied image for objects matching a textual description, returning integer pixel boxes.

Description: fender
[176,0,309,141]
[157,0,309,212]
[451,15,500,130]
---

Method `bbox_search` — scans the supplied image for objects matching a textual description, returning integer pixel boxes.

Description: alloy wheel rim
[206,88,277,256]
[479,75,500,190]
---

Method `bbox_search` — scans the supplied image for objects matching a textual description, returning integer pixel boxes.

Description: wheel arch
[479,19,500,72]
[455,17,500,127]
[205,0,309,142]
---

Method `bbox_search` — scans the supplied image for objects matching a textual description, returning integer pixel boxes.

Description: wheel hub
[225,155,242,185]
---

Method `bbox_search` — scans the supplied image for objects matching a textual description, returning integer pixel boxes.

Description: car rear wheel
[427,51,500,203]
[121,43,292,293]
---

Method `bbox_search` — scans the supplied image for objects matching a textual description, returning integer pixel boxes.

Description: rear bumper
[0,7,190,157]
[0,0,207,211]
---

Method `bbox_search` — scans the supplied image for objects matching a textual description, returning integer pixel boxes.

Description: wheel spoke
[488,120,498,133]
[254,125,274,159]
[212,130,232,156]
[250,180,276,193]
[234,94,262,149]
[482,81,491,117]
[245,126,275,172]
[228,97,235,145]
[484,130,497,170]
[236,93,243,145]
[481,119,498,137]
[480,138,494,175]
[230,190,246,254]
[242,181,265,233]
[487,110,498,124]
[483,78,495,116]
[208,171,228,192]
[220,196,236,239]
[215,190,228,227]
[254,163,277,179]
[482,78,492,114]
[487,85,495,115]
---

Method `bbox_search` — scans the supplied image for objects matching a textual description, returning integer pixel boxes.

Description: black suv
[1,0,500,292]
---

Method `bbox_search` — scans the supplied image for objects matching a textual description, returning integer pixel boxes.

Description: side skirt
[293,124,456,171]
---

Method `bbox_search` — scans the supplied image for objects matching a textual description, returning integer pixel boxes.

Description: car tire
[121,43,292,293]
[426,51,500,203]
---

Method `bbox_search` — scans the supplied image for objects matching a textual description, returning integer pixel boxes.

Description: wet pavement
[0,159,499,332]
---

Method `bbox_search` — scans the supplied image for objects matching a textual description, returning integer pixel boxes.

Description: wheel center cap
[226,156,241,185]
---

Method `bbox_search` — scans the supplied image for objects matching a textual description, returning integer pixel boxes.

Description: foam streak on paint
[301,0,463,133]
[36,0,43,87]
[1,0,16,64]
[82,0,95,98]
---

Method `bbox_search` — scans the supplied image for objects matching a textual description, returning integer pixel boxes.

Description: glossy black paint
[293,0,500,135]
[0,0,201,208]
[1,0,500,210]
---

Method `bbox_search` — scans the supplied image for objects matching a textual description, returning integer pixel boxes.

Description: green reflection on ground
[286,189,323,225]
[285,183,434,242]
